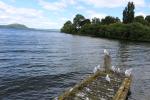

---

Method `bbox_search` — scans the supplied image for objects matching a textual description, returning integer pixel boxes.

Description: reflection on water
[117,41,150,100]
[0,28,149,99]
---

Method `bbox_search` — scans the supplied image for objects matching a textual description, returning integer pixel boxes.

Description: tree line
[61,2,150,42]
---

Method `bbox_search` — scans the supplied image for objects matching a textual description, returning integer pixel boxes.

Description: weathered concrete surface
[57,71,132,100]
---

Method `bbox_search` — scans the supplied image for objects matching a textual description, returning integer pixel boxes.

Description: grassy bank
[61,22,150,42]
[78,22,150,42]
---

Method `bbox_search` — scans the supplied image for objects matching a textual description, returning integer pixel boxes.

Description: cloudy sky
[0,0,149,29]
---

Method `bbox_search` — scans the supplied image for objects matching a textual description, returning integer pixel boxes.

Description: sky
[0,0,149,29]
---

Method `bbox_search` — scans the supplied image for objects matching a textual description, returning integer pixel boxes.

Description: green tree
[61,20,76,33]
[92,17,101,24]
[116,17,121,22]
[145,15,150,23]
[101,16,120,25]
[123,7,128,23]
[123,2,135,23]
[80,19,91,27]
[134,15,147,24]
[134,15,144,21]
[73,14,85,29]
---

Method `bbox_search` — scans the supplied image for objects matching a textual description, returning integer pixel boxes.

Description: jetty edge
[55,51,132,100]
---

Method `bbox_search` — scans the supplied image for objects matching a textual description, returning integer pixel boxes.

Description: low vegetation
[61,2,150,42]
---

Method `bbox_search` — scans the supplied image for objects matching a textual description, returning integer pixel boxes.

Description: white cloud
[81,0,145,8]
[135,12,147,17]
[132,0,145,7]
[0,1,59,29]
[86,10,106,19]
[38,0,66,11]
[68,0,76,5]
[38,0,76,11]
[10,0,16,3]
[76,6,86,10]
[60,17,69,22]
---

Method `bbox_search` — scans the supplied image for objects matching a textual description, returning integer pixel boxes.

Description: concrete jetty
[56,50,132,100]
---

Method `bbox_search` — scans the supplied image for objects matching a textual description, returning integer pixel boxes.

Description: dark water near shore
[0,28,150,100]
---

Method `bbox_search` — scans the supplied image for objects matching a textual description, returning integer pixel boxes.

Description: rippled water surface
[0,28,150,100]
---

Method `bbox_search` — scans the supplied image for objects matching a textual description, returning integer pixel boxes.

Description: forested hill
[0,23,28,29]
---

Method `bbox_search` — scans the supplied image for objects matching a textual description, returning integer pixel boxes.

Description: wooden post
[103,54,111,72]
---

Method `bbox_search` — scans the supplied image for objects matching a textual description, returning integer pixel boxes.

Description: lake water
[0,28,150,100]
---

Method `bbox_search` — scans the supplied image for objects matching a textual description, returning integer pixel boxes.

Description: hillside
[0,23,28,29]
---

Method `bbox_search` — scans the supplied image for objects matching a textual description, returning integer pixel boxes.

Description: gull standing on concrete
[69,88,73,92]
[54,97,58,100]
[105,74,111,83]
[85,97,89,100]
[117,68,121,73]
[111,66,116,72]
[93,64,101,73]
[125,68,132,76]
[93,66,98,73]
[104,49,109,55]
[97,64,101,70]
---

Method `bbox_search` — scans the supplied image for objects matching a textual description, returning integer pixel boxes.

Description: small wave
[0,58,12,61]
[0,72,84,98]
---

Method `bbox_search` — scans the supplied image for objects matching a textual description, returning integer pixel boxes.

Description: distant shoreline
[0,23,28,29]
[0,24,60,32]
